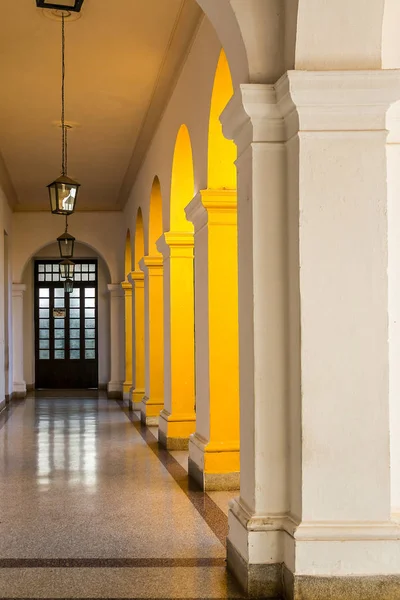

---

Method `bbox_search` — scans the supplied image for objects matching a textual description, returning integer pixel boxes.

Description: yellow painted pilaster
[129,270,145,409]
[186,190,240,490]
[156,232,196,449]
[121,280,133,399]
[139,255,164,425]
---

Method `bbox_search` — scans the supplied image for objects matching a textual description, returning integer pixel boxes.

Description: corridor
[0,393,245,599]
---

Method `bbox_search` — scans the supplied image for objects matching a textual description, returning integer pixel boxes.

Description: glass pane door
[35,260,98,389]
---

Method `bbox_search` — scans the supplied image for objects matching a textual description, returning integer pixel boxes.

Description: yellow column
[129,270,145,409]
[186,190,239,490]
[139,255,164,425]
[156,232,195,449]
[121,280,133,400]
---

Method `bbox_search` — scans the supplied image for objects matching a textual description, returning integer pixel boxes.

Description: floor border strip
[0,558,226,569]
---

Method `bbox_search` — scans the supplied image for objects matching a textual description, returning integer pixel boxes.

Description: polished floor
[0,393,246,599]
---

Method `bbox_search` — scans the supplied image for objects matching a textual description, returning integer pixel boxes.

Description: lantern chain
[61,12,66,176]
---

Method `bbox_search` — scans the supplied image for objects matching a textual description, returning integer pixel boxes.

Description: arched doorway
[157,125,196,449]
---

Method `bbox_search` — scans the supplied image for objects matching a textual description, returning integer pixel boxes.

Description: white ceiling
[0,0,202,211]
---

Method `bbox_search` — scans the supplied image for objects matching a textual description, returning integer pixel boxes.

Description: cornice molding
[221,70,400,153]
[186,189,237,231]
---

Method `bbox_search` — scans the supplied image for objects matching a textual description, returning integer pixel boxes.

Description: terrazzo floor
[0,393,245,599]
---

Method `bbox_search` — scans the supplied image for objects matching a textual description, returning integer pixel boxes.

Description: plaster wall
[22,242,111,388]
[0,189,13,402]
[123,17,223,242]
[12,211,125,284]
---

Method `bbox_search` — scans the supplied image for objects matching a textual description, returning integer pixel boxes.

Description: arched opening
[21,240,111,391]
[186,50,239,490]
[122,230,133,399]
[149,177,163,254]
[131,208,145,407]
[170,125,195,233]
[208,49,236,190]
[157,125,196,449]
[125,229,132,277]
[140,177,165,425]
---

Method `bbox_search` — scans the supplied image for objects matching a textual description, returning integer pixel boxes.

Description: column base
[107,381,123,400]
[188,433,240,490]
[158,409,196,450]
[123,381,132,401]
[227,498,400,599]
[13,382,26,399]
[227,538,283,599]
[130,387,145,410]
[140,396,163,426]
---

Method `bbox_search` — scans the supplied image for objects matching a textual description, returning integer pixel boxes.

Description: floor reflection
[35,397,98,489]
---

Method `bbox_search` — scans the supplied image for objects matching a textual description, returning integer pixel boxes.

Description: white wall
[0,188,13,402]
[12,211,125,284]
[22,242,111,388]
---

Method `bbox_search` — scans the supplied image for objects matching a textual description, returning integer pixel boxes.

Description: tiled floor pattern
[0,393,247,599]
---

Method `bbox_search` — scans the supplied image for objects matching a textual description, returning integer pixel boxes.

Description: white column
[107,283,124,399]
[221,83,289,598]
[222,71,400,598]
[387,102,400,518]
[12,283,26,398]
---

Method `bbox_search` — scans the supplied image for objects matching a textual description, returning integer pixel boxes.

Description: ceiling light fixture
[60,259,75,279]
[64,278,74,294]
[57,216,76,258]
[36,0,85,13]
[47,11,80,215]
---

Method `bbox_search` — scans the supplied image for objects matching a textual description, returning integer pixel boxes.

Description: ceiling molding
[116,0,204,209]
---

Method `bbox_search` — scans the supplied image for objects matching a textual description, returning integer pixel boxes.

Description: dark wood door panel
[34,260,99,389]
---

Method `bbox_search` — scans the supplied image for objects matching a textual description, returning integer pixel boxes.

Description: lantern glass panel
[64,279,74,294]
[60,261,75,279]
[57,233,75,259]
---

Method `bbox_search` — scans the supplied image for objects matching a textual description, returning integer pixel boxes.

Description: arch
[19,238,112,285]
[149,177,163,254]
[208,49,236,190]
[134,208,145,269]
[170,125,195,232]
[125,230,132,278]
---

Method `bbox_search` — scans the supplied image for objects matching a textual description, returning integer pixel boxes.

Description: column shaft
[157,232,195,449]
[186,190,240,490]
[12,284,26,398]
[121,280,133,400]
[107,284,124,399]
[139,256,164,425]
[129,270,145,408]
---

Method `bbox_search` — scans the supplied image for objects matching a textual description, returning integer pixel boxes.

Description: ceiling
[0,0,203,211]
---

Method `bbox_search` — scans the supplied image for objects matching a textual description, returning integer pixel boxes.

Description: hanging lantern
[46,12,81,214]
[36,1,85,13]
[60,259,75,279]
[64,278,74,294]
[49,176,80,216]
[57,217,75,258]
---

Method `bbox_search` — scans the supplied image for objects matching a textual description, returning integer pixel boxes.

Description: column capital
[186,190,237,231]
[156,232,194,259]
[12,283,26,297]
[121,280,132,293]
[107,283,124,297]
[139,255,163,274]
[128,270,145,285]
[221,71,400,151]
